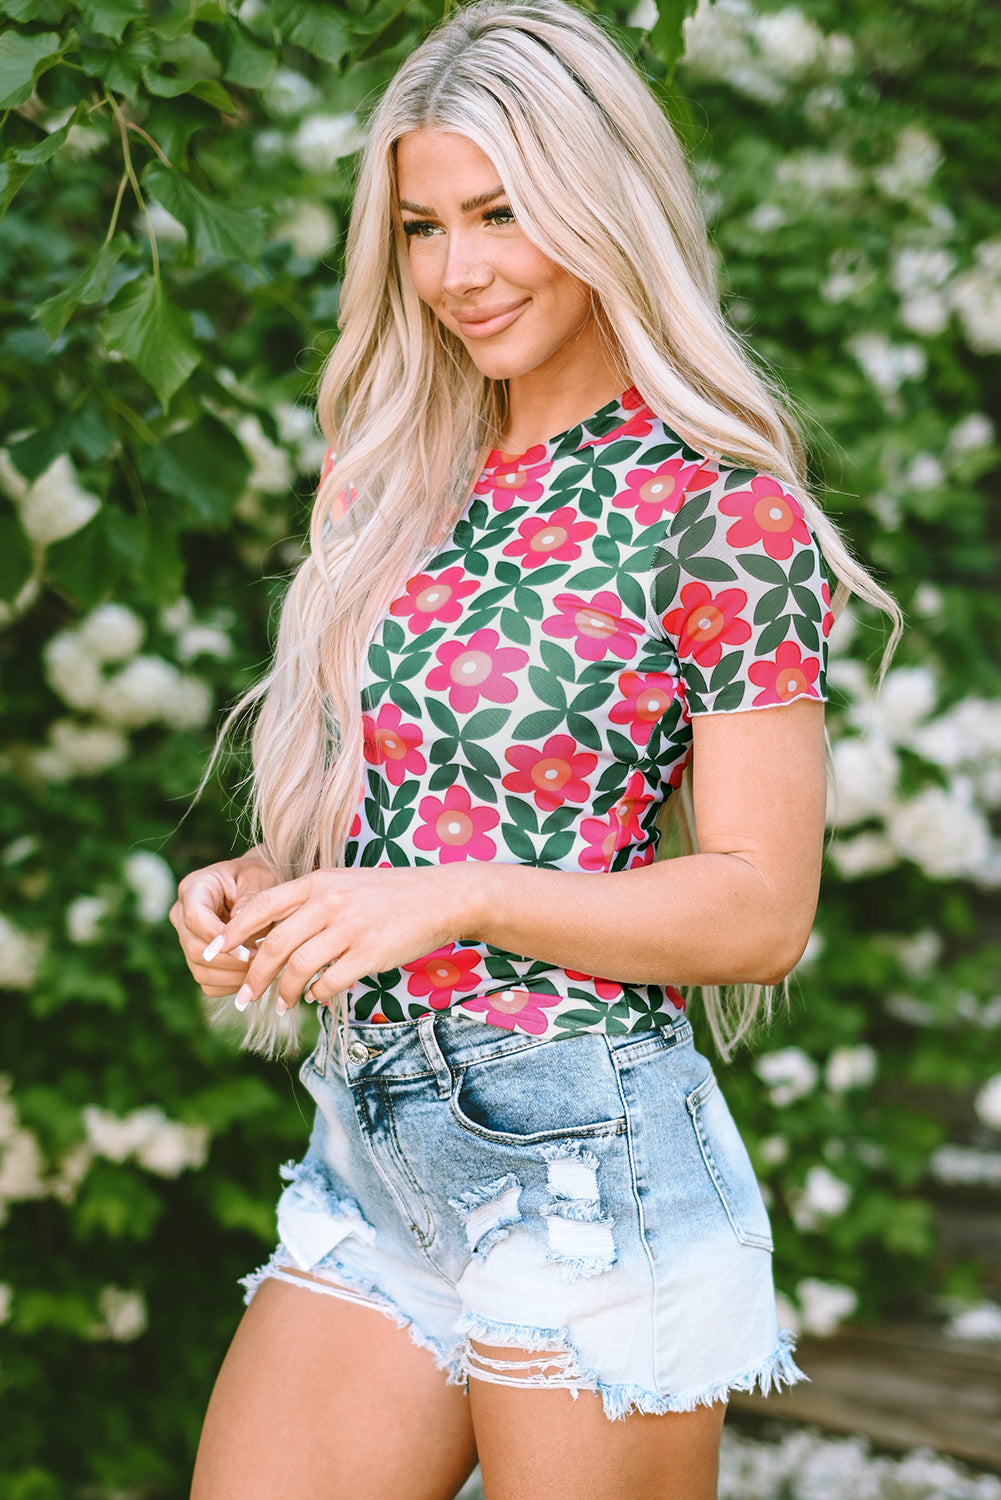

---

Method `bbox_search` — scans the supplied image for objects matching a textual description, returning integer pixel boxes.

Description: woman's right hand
[169,849,281,997]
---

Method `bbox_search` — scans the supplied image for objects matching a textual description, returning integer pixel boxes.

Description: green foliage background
[0,0,999,1494]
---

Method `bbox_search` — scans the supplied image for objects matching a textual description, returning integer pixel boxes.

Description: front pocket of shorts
[686,1072,773,1250]
[450,1038,625,1145]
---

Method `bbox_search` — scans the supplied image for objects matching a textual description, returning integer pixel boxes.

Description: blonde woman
[172,3,892,1495]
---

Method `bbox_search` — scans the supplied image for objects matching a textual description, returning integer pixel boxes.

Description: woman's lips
[453,299,528,338]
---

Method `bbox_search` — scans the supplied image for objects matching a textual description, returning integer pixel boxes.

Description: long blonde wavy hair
[220,0,899,1057]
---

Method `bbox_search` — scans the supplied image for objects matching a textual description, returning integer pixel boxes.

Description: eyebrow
[399,185,506,216]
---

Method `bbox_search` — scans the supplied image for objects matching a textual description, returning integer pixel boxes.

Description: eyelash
[403,206,515,238]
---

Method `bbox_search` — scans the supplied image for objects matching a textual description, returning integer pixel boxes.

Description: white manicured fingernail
[234,984,253,1011]
[233,945,252,962]
[276,998,288,1016]
[203,935,225,962]
[234,995,250,1012]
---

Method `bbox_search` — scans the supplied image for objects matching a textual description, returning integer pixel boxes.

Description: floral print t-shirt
[341,388,831,1039]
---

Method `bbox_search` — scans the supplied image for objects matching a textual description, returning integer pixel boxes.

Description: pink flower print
[581,386,657,447]
[502,506,597,570]
[412,785,499,863]
[578,772,652,871]
[390,566,479,635]
[662,581,751,669]
[543,591,644,662]
[362,704,426,787]
[348,809,362,839]
[664,986,685,1012]
[502,734,597,813]
[564,969,623,1001]
[460,988,562,1035]
[821,580,834,638]
[426,628,528,714]
[612,457,706,526]
[402,944,483,1008]
[474,445,552,511]
[718,475,811,561]
[609,671,679,747]
[747,640,822,707]
[320,445,335,483]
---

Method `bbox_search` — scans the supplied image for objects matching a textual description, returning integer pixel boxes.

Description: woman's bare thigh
[189,1277,477,1500]
[468,1343,726,1500]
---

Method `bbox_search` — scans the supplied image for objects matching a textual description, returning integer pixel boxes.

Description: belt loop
[417,1014,452,1099]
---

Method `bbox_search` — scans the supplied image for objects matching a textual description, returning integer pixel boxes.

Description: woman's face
[396,129,601,387]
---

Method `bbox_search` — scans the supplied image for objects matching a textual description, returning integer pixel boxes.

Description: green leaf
[76,0,145,42]
[9,106,85,166]
[223,28,277,88]
[142,68,236,112]
[272,0,349,64]
[102,273,199,409]
[34,237,128,340]
[0,29,61,110]
[139,415,251,530]
[46,511,121,607]
[144,164,264,261]
[0,506,34,602]
[0,157,34,214]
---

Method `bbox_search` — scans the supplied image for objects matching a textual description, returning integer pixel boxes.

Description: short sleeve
[651,465,833,715]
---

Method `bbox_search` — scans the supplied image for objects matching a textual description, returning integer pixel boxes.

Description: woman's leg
[468,1342,726,1500]
[190,1278,478,1500]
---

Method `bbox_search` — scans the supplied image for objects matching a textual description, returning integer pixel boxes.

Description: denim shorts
[242,1007,803,1419]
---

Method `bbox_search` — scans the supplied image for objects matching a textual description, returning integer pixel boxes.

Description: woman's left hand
[202,865,470,1013]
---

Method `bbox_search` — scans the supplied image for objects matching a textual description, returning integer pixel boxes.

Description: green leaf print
[606,511,633,543]
[617,571,647,621]
[386,808,416,840]
[555,1005,614,1029]
[679,555,738,584]
[607,728,640,764]
[713,682,745,712]
[464,549,489,577]
[756,614,793,655]
[504,796,540,834]
[382,619,406,653]
[461,765,497,803]
[792,613,821,651]
[462,707,511,739]
[568,680,613,712]
[677,517,716,559]
[501,824,536,862]
[389,683,421,718]
[500,608,532,646]
[368,643,392,680]
[709,652,742,691]
[524,563,571,587]
[651,556,681,615]
[539,804,579,833]
[737,553,788,585]
[539,641,577,679]
[577,489,605,520]
[722,468,760,491]
[513,708,565,739]
[789,548,817,584]
[754,584,791,625]
[566,712,602,751]
[672,491,710,530]
[426,698,460,738]
[540,831,575,863]
[428,764,460,793]
[592,466,618,499]
[569,565,616,590]
[393,653,429,682]
[792,583,823,621]
[592,534,620,567]
[528,666,567,711]
[682,661,709,698]
[391,779,420,809]
[495,561,522,587]
[429,738,460,766]
[513,586,545,620]
[463,741,502,781]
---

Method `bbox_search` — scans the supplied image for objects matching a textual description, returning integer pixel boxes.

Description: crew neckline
[486,386,646,467]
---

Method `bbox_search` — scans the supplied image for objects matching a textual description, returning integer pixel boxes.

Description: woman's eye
[485,206,515,226]
[403,220,438,239]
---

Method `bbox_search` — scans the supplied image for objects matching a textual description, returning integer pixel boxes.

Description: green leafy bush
[1,0,999,1493]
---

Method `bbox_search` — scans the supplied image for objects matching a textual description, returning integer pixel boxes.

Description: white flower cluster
[754,1046,818,1106]
[946,1300,1001,1343]
[33,602,215,780]
[949,238,1001,355]
[91,1285,148,1343]
[790,1164,852,1231]
[235,413,294,496]
[975,1075,1001,1129]
[929,1144,1001,1187]
[681,1,853,107]
[0,1076,47,1226]
[123,851,176,924]
[0,450,100,549]
[82,1104,209,1178]
[718,1425,1001,1500]
[828,666,1001,886]
[0,911,45,989]
[777,1276,858,1338]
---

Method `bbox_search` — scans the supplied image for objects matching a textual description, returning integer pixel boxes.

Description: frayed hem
[240,1253,460,1380]
[597,1330,808,1420]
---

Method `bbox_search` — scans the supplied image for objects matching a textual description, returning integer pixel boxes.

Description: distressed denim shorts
[242,1007,803,1419]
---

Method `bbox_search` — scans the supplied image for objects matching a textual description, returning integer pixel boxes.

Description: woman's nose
[441,232,492,298]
